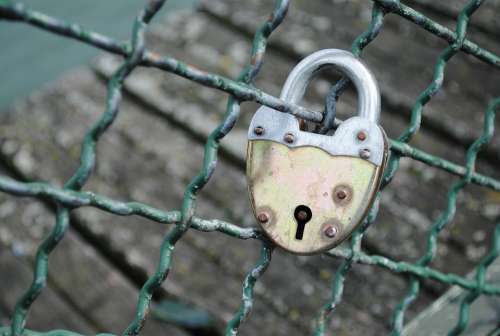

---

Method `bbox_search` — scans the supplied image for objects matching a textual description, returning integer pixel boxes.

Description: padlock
[246,49,388,255]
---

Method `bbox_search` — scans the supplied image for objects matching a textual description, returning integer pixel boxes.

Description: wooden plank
[403,258,500,336]
[0,169,190,335]
[0,244,96,333]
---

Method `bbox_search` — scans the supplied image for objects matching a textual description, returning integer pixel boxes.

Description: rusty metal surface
[247,140,384,254]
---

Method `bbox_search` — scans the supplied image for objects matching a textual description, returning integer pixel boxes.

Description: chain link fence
[0,0,498,335]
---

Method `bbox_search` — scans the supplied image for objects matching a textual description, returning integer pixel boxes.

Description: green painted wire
[7,2,167,335]
[445,98,500,335]
[0,174,498,297]
[1,0,498,121]
[382,0,482,188]
[313,4,386,334]
[448,223,500,336]
[442,98,500,335]
[1,0,497,69]
[0,0,498,335]
[389,1,488,334]
[316,1,497,334]
[371,0,500,68]
[390,97,499,335]
[0,2,321,123]
[225,242,274,336]
[1,4,500,189]
[396,0,483,144]
[314,197,382,335]
[123,1,289,334]
[9,207,69,335]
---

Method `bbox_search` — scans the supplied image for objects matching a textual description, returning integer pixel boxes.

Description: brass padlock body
[246,49,387,255]
[247,140,386,254]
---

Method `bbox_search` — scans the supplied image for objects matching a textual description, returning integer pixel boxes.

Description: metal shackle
[280,49,381,124]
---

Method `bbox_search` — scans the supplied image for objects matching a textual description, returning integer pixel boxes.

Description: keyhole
[294,205,312,240]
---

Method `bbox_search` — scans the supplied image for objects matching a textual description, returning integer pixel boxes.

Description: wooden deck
[0,1,499,335]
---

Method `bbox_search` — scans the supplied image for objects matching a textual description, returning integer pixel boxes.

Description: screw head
[356,131,367,141]
[284,133,295,144]
[254,126,264,135]
[359,148,371,160]
[257,212,270,224]
[324,225,338,238]
[333,185,353,205]
[336,189,348,200]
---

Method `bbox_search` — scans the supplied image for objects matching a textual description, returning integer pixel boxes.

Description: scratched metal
[247,141,384,254]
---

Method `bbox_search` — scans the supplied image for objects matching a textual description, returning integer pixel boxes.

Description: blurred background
[0,0,499,335]
[0,0,198,109]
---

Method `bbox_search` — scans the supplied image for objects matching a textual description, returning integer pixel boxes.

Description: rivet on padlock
[246,49,388,255]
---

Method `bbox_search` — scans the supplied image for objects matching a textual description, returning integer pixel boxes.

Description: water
[0,0,198,109]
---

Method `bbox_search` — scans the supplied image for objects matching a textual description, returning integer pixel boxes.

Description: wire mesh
[0,0,498,335]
